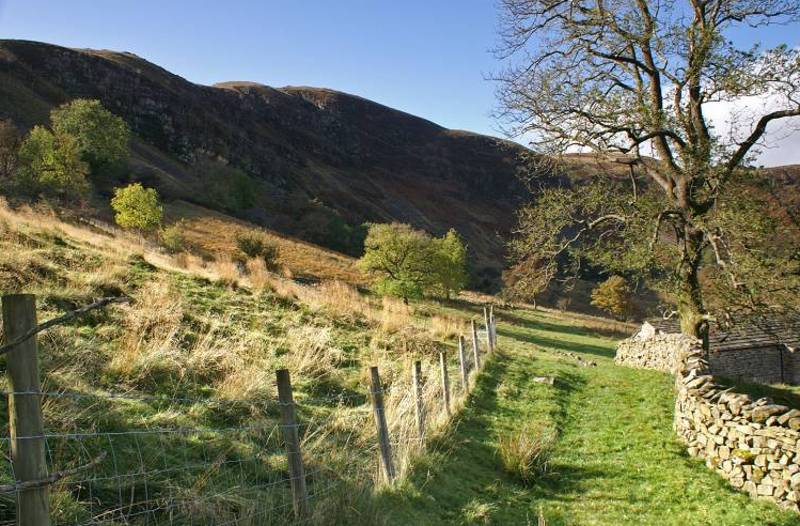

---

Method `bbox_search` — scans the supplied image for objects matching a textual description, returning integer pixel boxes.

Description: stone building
[634,317,800,385]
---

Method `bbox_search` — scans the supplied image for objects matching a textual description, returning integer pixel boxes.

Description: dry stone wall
[616,335,800,512]
[614,332,689,373]
[674,343,800,512]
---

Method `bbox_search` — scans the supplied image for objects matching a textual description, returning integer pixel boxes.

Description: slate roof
[646,315,800,352]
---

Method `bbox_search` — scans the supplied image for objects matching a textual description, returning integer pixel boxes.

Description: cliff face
[0,39,528,282]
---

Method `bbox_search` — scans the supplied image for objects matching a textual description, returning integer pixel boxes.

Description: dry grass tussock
[379,296,413,334]
[281,325,344,382]
[266,278,415,335]
[429,315,467,340]
[497,424,557,484]
[379,357,463,480]
[109,279,275,398]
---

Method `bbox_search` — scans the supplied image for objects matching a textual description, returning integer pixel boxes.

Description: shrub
[111,183,162,232]
[497,425,556,484]
[235,231,279,269]
[159,220,186,254]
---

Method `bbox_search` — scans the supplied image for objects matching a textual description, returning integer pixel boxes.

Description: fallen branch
[0,451,107,493]
[0,296,130,356]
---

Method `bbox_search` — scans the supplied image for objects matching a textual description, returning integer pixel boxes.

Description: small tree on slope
[111,183,163,232]
[591,276,633,320]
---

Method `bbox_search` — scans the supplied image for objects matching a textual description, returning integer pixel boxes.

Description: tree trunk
[677,244,708,341]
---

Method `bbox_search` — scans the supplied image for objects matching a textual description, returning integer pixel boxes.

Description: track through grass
[381,307,798,525]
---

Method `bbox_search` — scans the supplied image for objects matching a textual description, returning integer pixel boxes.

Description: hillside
[1,201,796,524]
[2,39,799,307]
[0,199,479,524]
[0,39,529,285]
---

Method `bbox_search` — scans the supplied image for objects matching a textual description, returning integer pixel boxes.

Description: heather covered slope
[0,39,527,281]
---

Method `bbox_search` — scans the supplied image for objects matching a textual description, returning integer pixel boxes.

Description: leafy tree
[51,99,129,179]
[501,254,554,309]
[591,276,633,319]
[358,223,470,301]
[16,126,90,200]
[358,223,439,302]
[496,0,800,336]
[433,229,469,298]
[111,183,162,232]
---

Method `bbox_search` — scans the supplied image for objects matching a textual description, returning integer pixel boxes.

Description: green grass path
[380,307,798,525]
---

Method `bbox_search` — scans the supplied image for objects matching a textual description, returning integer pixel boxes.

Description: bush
[160,220,186,254]
[235,231,279,269]
[111,183,163,232]
[497,425,556,484]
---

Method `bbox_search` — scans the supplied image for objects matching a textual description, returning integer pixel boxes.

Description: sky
[1,0,799,166]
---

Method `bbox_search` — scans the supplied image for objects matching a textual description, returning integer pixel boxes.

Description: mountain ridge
[0,39,530,285]
[1,39,798,293]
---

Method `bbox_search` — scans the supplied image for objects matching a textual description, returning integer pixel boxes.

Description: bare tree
[495,0,800,336]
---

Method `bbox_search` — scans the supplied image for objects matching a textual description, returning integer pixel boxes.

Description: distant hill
[0,39,531,287]
[1,39,798,300]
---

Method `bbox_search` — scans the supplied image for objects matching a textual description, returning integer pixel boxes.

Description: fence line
[0,293,499,525]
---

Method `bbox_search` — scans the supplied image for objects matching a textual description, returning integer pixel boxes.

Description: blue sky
[1,0,799,165]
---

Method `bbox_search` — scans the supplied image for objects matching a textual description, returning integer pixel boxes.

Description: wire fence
[0,294,498,525]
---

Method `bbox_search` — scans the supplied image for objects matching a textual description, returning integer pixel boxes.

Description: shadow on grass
[499,311,632,340]
[374,350,602,525]
[499,325,616,360]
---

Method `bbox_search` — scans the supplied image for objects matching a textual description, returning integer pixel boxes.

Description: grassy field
[0,201,473,524]
[379,307,799,525]
[1,201,798,525]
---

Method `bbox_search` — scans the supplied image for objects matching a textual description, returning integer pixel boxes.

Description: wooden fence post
[471,320,481,370]
[490,305,497,349]
[2,294,50,526]
[276,369,309,519]
[439,351,451,417]
[369,366,395,482]
[412,360,425,446]
[458,336,468,392]
[483,307,492,352]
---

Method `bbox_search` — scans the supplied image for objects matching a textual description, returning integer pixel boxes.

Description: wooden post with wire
[471,320,481,370]
[458,336,469,392]
[2,294,50,526]
[438,351,451,417]
[276,369,309,519]
[369,366,396,482]
[412,360,425,446]
[483,306,493,352]
[490,305,496,349]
